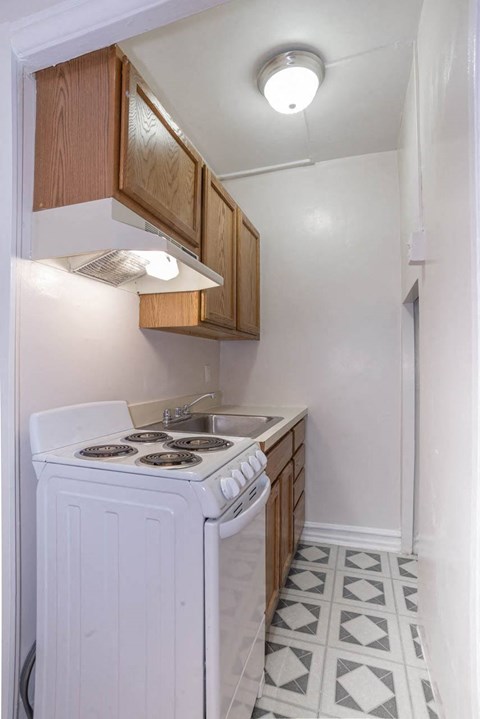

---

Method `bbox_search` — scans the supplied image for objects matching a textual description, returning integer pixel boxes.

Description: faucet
[162,392,216,426]
[178,392,216,418]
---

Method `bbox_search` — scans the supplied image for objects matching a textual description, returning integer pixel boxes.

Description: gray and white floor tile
[393,580,418,617]
[337,547,391,577]
[271,590,330,645]
[390,554,418,582]
[328,603,404,664]
[320,648,413,718]
[407,667,440,719]
[294,542,337,570]
[284,562,334,602]
[263,629,325,711]
[252,543,441,719]
[252,695,317,718]
[333,571,396,613]
[398,616,426,669]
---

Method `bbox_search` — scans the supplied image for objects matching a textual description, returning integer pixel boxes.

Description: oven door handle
[219,475,271,539]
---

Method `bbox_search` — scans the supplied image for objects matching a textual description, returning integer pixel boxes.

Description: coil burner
[138,451,202,468]
[165,437,234,452]
[123,431,171,444]
[77,444,138,459]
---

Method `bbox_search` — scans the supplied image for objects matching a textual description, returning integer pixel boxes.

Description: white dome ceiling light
[257,50,325,115]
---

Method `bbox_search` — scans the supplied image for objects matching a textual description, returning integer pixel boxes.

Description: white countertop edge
[209,404,308,450]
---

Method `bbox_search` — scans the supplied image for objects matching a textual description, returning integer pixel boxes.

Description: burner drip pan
[77,444,138,459]
[165,436,234,452]
[123,431,171,443]
[138,451,202,468]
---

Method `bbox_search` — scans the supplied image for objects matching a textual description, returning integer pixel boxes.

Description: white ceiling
[123,0,424,176]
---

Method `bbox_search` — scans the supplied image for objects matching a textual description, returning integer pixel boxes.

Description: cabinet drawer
[293,419,306,453]
[293,491,305,550]
[266,432,293,481]
[293,444,305,478]
[293,467,305,508]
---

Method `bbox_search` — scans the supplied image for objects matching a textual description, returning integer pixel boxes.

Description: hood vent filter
[73,250,148,287]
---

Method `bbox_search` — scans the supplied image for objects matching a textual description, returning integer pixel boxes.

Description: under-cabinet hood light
[257,50,325,114]
[131,251,179,281]
[31,199,223,293]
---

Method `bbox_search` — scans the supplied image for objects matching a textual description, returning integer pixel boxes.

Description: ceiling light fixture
[257,50,325,115]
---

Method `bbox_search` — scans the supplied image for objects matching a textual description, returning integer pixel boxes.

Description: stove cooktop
[32,427,256,482]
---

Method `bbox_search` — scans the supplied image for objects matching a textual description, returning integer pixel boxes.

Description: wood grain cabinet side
[34,46,202,253]
[265,477,281,624]
[262,417,307,625]
[279,461,294,586]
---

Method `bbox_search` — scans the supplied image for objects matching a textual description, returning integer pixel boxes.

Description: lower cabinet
[263,418,306,625]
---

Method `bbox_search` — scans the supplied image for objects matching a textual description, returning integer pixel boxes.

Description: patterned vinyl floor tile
[333,571,396,613]
[252,544,441,719]
[271,590,330,644]
[284,562,335,602]
[398,615,427,669]
[389,554,418,582]
[328,603,404,664]
[337,547,391,577]
[320,647,413,718]
[392,580,418,617]
[262,629,325,711]
[407,667,440,719]
[252,695,317,718]
[293,542,338,570]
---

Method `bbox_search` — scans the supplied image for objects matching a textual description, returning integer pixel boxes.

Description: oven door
[204,473,270,719]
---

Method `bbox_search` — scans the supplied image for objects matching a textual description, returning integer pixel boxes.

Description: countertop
[209,404,308,451]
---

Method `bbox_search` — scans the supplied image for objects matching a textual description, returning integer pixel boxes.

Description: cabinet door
[236,211,260,336]
[119,59,202,249]
[279,461,294,585]
[201,168,237,329]
[265,478,281,624]
[293,492,306,552]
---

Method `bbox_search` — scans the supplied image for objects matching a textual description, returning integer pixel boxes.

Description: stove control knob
[220,476,241,500]
[249,455,261,472]
[255,449,268,468]
[240,461,255,480]
[231,468,246,486]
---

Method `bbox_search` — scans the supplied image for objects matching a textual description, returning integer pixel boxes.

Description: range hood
[31,198,223,293]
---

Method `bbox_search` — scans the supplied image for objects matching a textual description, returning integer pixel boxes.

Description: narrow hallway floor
[252,541,439,719]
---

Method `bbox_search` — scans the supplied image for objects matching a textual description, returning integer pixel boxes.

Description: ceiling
[122,0,424,177]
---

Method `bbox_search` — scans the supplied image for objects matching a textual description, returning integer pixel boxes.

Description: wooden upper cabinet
[119,60,202,249]
[33,46,201,253]
[236,211,260,337]
[201,168,237,329]
[34,46,121,210]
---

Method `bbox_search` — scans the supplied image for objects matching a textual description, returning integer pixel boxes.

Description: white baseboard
[302,522,402,552]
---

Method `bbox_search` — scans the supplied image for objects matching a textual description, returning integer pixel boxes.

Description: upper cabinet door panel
[201,169,237,329]
[236,211,260,336]
[119,60,202,249]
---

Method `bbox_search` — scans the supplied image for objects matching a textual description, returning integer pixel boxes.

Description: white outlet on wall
[204,365,211,384]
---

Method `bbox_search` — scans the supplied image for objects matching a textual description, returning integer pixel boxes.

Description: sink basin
[145,413,284,439]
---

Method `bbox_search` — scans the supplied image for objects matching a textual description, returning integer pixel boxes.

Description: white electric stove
[30,401,270,719]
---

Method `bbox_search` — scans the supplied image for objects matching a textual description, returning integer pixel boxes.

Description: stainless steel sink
[145,413,283,438]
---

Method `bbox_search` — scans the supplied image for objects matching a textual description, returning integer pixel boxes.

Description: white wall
[397,0,480,716]
[221,151,402,533]
[17,259,220,676]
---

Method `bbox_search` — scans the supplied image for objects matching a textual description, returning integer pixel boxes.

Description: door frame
[2,1,230,716]
[400,281,419,555]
